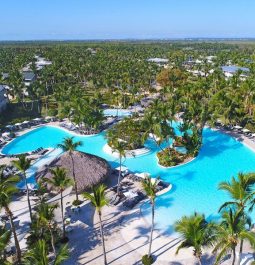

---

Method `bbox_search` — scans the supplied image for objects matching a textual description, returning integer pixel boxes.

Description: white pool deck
[26,148,63,178]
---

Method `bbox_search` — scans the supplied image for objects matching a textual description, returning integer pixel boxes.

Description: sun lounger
[13,220,20,227]
[121,181,134,187]
[109,194,117,204]
[5,245,16,255]
[123,190,138,199]
[240,253,254,265]
[123,197,139,209]
[66,226,74,233]
[109,194,121,205]
[37,148,48,156]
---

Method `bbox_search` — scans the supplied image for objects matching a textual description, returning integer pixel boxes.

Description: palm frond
[54,244,69,265]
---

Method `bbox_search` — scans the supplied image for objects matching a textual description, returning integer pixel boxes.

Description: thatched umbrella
[42,151,110,192]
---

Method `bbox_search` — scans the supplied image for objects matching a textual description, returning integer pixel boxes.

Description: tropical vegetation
[83,184,109,265]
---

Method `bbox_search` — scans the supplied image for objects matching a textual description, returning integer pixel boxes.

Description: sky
[0,0,255,40]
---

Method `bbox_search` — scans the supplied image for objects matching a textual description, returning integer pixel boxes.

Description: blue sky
[0,0,254,40]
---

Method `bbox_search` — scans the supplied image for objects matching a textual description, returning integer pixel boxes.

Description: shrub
[72,199,82,206]
[157,147,190,167]
[142,254,154,265]
[48,108,58,116]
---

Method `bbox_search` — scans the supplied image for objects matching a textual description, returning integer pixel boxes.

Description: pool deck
[1,124,255,264]
[62,194,253,265]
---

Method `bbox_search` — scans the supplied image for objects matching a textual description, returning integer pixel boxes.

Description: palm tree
[0,168,21,263]
[24,239,69,265]
[213,208,255,265]
[45,167,73,240]
[218,173,255,259]
[218,173,255,212]
[141,177,158,262]
[142,111,164,152]
[175,213,216,265]
[35,179,48,203]
[36,202,58,257]
[0,225,11,264]
[12,155,33,221]
[83,184,108,265]
[111,139,126,195]
[57,137,82,202]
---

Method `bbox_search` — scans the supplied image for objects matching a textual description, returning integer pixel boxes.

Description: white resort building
[221,65,250,79]
[22,71,36,86]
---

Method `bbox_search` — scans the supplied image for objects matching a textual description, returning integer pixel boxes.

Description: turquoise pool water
[103,108,131,117]
[3,125,255,235]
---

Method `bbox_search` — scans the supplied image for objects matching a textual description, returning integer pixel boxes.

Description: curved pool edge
[1,124,100,155]
[156,183,173,196]
[46,124,99,138]
[103,143,151,158]
[156,155,196,170]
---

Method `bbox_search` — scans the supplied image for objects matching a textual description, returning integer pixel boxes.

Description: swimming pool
[103,108,131,117]
[3,125,255,235]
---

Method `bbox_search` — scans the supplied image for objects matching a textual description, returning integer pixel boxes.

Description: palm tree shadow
[201,253,215,265]
[198,130,241,159]
[172,171,196,182]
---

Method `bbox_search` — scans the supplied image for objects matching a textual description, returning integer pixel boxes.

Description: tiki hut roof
[42,151,111,192]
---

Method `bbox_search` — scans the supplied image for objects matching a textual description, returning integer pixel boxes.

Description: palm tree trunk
[148,200,155,257]
[232,248,236,265]
[237,239,243,265]
[117,155,122,196]
[5,206,21,263]
[152,134,164,152]
[167,136,172,157]
[37,99,40,114]
[49,226,56,257]
[24,174,33,222]
[70,153,79,201]
[98,211,107,265]
[60,191,66,239]
[30,100,34,111]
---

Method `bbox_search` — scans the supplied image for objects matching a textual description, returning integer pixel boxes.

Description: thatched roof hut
[42,151,111,192]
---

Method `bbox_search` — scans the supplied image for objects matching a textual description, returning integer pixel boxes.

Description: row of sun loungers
[109,166,170,209]
[109,194,121,206]
[216,122,255,139]
[0,139,8,147]
[60,122,100,135]
[1,117,58,134]
[2,148,49,159]
[1,166,18,177]
[0,117,59,151]
[30,147,43,154]
[60,122,76,131]
[123,191,146,209]
[126,173,145,182]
